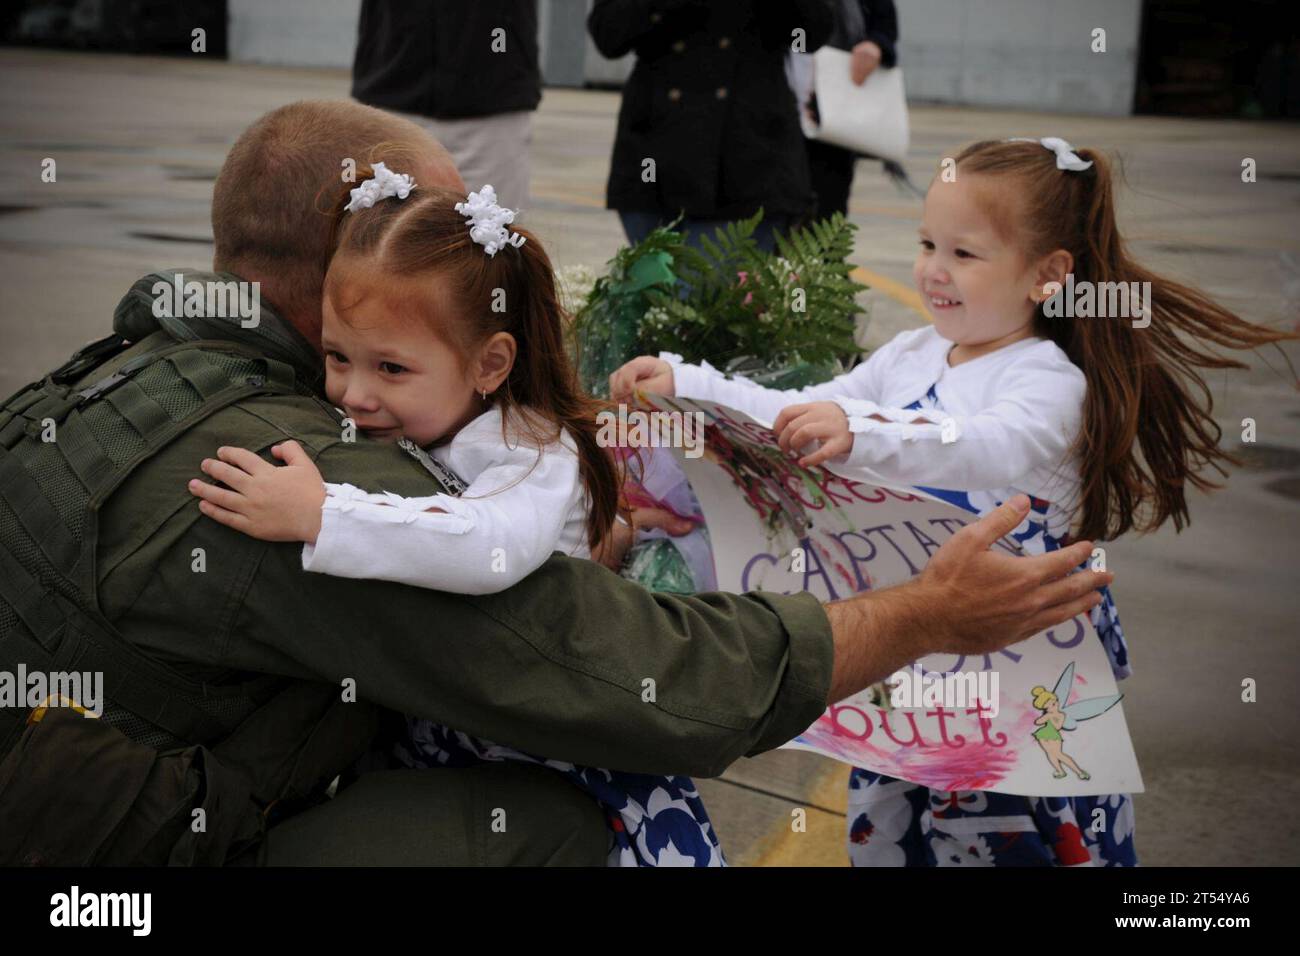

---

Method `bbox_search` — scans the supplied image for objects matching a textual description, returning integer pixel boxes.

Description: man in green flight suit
[0,100,1111,866]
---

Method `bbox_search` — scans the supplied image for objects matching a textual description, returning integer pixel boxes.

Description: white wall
[896,0,1142,115]
[227,0,1143,115]
[228,0,577,74]
[228,0,361,68]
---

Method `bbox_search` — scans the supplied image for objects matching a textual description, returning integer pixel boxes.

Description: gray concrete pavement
[2,49,1298,865]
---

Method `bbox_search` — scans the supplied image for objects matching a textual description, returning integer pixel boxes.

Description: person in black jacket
[589,0,836,252]
[351,0,540,210]
[801,0,899,223]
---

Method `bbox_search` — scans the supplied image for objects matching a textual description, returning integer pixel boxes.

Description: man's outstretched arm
[221,483,1107,779]
[104,404,837,779]
[120,410,1109,780]
[225,534,835,779]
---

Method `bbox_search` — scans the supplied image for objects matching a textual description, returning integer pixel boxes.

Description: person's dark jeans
[618,210,793,253]
[804,138,859,223]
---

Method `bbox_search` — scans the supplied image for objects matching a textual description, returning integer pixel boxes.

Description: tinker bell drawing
[1030,662,1123,781]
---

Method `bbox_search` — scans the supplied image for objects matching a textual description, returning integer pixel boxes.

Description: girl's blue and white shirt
[667,325,1135,866]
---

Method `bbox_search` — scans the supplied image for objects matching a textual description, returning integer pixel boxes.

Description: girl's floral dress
[845,385,1136,867]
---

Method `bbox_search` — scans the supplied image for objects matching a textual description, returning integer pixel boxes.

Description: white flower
[640,834,701,867]
[930,831,996,867]
[641,305,673,334]
[846,777,917,867]
[1108,795,1136,844]
[555,263,599,313]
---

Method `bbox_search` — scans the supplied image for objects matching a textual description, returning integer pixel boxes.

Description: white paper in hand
[808,46,910,164]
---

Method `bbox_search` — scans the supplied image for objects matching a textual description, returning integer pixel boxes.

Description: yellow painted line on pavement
[748,762,853,867]
[531,185,608,208]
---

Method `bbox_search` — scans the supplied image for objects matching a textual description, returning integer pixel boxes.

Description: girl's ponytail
[503,227,624,552]
[957,140,1297,542]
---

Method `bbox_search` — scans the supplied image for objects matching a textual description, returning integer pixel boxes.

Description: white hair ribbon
[455,185,526,257]
[344,162,417,213]
[1007,136,1093,172]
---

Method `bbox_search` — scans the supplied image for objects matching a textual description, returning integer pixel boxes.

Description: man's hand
[824,495,1113,703]
[609,356,675,402]
[188,440,326,544]
[773,401,854,468]
[915,496,1109,649]
[850,40,883,85]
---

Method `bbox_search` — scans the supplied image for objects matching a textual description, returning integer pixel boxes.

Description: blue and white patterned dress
[845,385,1136,867]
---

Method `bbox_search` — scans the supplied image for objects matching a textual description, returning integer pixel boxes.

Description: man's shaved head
[212,99,463,345]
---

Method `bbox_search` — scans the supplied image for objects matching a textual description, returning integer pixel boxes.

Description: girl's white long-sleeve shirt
[668,327,1140,683]
[664,325,1088,532]
[301,406,590,595]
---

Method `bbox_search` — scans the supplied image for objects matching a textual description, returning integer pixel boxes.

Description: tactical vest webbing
[0,330,307,758]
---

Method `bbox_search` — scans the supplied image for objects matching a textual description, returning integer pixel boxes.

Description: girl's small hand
[609,356,675,402]
[773,401,854,468]
[590,507,694,571]
[188,440,326,544]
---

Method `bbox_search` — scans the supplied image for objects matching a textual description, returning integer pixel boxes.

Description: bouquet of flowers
[562,212,868,594]
[568,210,868,397]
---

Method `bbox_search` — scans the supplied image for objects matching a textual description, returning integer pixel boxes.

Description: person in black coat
[351,0,541,209]
[589,0,836,252]
[803,0,899,223]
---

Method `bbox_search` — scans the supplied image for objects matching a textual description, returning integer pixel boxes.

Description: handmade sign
[628,393,1143,797]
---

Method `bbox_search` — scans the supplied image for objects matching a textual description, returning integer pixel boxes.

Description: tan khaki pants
[396,108,534,213]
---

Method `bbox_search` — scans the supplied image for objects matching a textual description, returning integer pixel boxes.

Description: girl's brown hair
[324,166,621,551]
[952,140,1296,542]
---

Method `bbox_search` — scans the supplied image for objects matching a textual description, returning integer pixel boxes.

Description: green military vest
[0,271,380,864]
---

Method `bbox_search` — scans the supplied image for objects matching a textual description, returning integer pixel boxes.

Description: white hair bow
[455,185,526,257]
[1008,136,1093,172]
[344,162,417,213]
